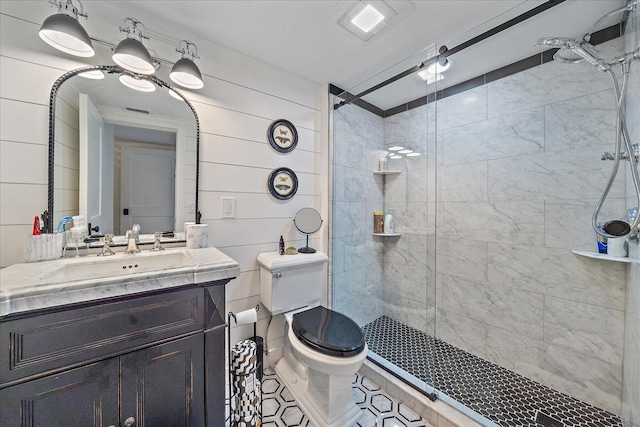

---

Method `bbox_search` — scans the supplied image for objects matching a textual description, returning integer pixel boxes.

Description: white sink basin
[46,251,192,284]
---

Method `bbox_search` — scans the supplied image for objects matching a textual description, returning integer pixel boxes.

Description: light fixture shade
[39,13,94,57]
[112,38,155,75]
[170,57,204,89]
[119,74,156,92]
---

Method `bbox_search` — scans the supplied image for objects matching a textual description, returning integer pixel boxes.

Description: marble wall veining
[622,4,640,427]
[330,100,385,328]
[379,36,629,415]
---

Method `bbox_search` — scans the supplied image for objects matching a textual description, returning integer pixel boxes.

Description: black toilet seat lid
[292,306,366,357]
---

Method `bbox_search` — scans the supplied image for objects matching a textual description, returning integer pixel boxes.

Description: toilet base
[275,357,362,427]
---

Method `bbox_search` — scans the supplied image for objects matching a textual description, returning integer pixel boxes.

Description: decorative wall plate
[268,167,298,200]
[268,119,298,153]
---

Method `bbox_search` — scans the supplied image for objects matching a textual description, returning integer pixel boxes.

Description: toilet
[257,251,367,427]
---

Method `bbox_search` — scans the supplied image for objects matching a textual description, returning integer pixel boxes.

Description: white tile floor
[248,366,431,427]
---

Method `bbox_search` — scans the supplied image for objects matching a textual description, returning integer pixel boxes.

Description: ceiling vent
[338,0,399,41]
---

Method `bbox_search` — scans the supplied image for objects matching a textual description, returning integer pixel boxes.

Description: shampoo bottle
[384,210,394,234]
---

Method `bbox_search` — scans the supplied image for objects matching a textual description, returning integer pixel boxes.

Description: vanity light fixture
[112,18,156,75]
[168,88,185,101]
[338,0,399,41]
[78,70,104,79]
[119,74,156,93]
[398,149,413,154]
[389,154,402,159]
[39,0,95,57]
[406,152,421,157]
[388,146,404,151]
[170,41,204,89]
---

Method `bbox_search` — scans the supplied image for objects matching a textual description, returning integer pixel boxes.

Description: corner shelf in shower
[373,233,401,237]
[373,171,401,176]
[571,250,631,263]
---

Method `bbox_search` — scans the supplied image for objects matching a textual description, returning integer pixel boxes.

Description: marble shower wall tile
[488,145,625,201]
[440,274,544,339]
[543,296,624,366]
[484,327,622,414]
[435,308,488,359]
[383,262,429,304]
[435,237,488,282]
[437,161,488,202]
[439,107,545,166]
[545,89,617,152]
[544,198,627,250]
[487,243,626,310]
[385,291,434,335]
[334,102,384,142]
[436,85,488,132]
[438,200,544,245]
[487,59,613,118]
[333,128,367,169]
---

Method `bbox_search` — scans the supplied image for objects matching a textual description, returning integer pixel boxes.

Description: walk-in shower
[331,1,639,426]
[537,1,640,242]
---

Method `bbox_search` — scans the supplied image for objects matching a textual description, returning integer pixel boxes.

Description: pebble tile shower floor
[361,316,623,427]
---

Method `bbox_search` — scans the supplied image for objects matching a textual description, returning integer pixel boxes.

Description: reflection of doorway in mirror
[115,139,176,236]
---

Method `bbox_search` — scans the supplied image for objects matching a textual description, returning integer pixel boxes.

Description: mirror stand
[298,234,316,254]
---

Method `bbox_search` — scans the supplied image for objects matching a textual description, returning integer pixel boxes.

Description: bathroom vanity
[0,247,240,427]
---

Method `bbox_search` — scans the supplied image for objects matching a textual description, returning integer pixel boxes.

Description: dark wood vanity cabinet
[0,281,229,427]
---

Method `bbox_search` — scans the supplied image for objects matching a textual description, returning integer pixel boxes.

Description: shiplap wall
[0,3,327,360]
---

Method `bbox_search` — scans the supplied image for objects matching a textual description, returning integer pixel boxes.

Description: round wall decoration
[268,119,298,153]
[268,167,298,200]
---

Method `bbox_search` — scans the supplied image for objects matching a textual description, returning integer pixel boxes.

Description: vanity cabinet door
[120,334,204,427]
[0,358,119,427]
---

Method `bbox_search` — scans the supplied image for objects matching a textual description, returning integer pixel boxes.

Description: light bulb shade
[119,74,156,92]
[170,57,204,89]
[112,38,155,75]
[39,13,94,57]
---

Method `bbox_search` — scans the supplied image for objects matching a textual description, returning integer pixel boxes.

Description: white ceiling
[2,0,628,110]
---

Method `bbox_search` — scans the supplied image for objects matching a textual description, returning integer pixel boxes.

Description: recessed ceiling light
[389,155,402,159]
[426,58,451,74]
[388,146,404,151]
[338,1,399,41]
[398,149,413,154]
[351,5,384,33]
[406,152,421,157]
[417,69,444,83]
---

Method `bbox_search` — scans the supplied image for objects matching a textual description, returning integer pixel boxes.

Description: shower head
[536,37,605,68]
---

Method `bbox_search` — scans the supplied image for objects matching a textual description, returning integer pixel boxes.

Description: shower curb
[359,359,482,427]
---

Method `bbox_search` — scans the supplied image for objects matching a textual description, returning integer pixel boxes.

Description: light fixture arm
[48,0,88,20]
[176,40,200,60]
[119,17,150,41]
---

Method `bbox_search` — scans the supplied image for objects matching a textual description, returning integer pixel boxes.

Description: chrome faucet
[124,229,140,254]
[97,234,115,256]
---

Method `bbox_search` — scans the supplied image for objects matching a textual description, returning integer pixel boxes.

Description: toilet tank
[257,251,328,315]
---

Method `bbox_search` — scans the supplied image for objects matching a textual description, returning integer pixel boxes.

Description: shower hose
[592,60,640,239]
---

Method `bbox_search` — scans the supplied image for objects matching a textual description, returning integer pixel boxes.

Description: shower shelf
[373,233,401,237]
[571,250,631,263]
[373,171,401,175]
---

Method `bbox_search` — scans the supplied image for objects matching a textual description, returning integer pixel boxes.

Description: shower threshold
[362,316,622,427]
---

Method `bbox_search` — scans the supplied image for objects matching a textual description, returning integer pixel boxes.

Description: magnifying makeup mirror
[294,208,323,254]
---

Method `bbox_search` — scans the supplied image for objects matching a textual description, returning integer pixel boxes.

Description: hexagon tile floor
[361,316,623,427]
[242,366,431,427]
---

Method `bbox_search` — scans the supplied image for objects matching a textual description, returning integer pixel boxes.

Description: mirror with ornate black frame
[45,65,201,244]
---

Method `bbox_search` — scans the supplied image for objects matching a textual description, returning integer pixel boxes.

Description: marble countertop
[0,246,240,317]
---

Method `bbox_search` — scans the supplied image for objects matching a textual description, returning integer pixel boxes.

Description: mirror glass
[51,67,198,241]
[294,208,323,254]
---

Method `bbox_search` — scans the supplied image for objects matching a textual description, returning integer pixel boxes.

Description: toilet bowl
[276,306,367,427]
[257,252,367,427]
